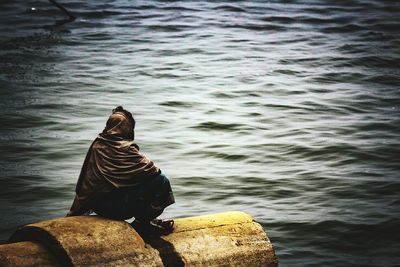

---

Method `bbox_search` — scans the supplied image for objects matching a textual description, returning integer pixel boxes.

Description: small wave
[359,30,395,41]
[303,5,367,15]
[364,74,400,85]
[191,121,244,131]
[320,23,366,33]
[189,150,249,161]
[298,16,353,25]
[311,72,366,84]
[84,32,115,41]
[260,16,296,24]
[213,5,246,13]
[222,23,286,31]
[78,10,124,19]
[145,24,192,32]
[132,4,158,10]
[211,92,237,99]
[0,113,53,129]
[159,101,195,108]
[156,47,204,56]
[161,6,202,12]
[278,57,320,64]
[0,33,62,50]
[178,176,213,187]
[25,102,75,111]
[371,22,400,32]
[273,69,303,76]
[355,121,399,133]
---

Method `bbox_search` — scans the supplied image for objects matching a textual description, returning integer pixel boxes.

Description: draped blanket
[68,111,160,216]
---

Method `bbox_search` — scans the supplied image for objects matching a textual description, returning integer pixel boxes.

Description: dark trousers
[93,173,175,222]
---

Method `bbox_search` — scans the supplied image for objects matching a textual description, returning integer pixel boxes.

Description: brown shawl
[67,111,160,216]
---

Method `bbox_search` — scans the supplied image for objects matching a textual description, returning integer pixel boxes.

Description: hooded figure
[68,106,174,233]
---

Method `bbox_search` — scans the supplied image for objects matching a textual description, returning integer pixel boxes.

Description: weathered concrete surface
[1,211,278,267]
[158,212,277,267]
[0,241,59,267]
[9,216,162,267]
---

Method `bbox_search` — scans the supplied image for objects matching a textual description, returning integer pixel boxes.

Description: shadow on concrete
[141,235,185,267]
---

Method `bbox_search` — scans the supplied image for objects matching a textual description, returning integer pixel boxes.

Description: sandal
[131,219,174,236]
[151,219,174,235]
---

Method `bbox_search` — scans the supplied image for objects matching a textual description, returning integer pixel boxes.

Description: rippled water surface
[1,0,400,266]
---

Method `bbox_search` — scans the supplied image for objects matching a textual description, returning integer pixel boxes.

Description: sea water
[0,1,399,266]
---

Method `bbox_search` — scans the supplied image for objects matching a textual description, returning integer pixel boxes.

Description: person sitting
[67,106,175,235]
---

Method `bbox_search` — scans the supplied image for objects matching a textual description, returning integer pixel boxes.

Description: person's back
[68,106,174,235]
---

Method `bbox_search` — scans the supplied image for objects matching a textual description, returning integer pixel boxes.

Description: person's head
[102,106,135,140]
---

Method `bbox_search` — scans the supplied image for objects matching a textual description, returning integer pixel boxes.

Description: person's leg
[128,173,175,235]
[128,173,174,221]
[133,204,164,223]
[130,207,173,236]
[147,172,175,211]
[93,191,134,220]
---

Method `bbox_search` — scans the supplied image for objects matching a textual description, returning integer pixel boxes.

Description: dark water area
[1,0,400,266]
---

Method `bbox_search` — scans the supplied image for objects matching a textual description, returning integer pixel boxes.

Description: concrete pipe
[0,211,278,266]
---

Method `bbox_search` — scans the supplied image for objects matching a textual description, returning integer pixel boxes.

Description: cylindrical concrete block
[1,211,277,267]
[0,241,60,267]
[9,216,162,267]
